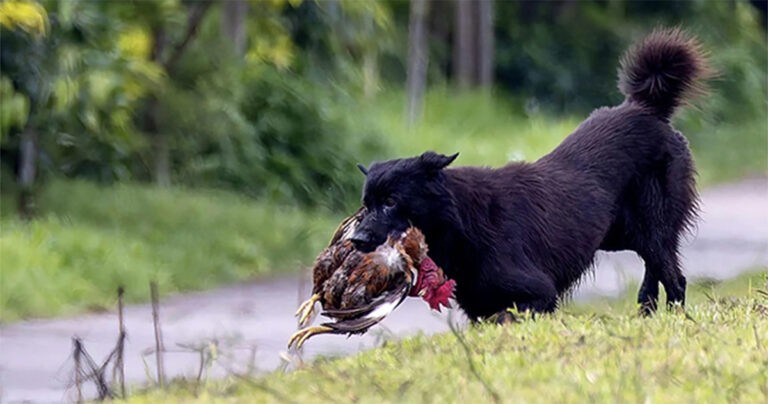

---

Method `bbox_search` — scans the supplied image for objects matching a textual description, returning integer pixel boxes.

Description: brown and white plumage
[289,223,426,350]
[293,207,364,327]
[290,208,455,350]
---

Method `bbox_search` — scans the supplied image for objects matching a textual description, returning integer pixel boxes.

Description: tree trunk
[17,128,37,219]
[749,0,767,29]
[152,131,171,187]
[406,0,430,126]
[362,12,379,99]
[143,1,212,187]
[147,25,170,187]
[362,49,379,99]
[476,0,494,87]
[453,0,475,90]
[221,0,248,57]
[143,94,170,187]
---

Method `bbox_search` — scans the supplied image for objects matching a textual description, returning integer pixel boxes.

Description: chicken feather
[290,210,455,350]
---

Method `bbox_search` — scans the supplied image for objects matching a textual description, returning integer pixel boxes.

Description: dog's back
[357,29,712,319]
[444,29,711,317]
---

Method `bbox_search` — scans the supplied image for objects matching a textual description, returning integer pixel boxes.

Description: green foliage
[130,272,768,403]
[493,0,767,117]
[0,76,29,141]
[233,67,384,210]
[2,0,764,214]
[0,0,49,37]
[285,1,394,88]
[0,179,340,321]
[0,0,156,181]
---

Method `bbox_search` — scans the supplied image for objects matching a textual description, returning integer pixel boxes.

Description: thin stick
[117,286,126,397]
[447,317,500,404]
[247,345,257,376]
[150,281,166,388]
[297,269,306,308]
[73,337,83,403]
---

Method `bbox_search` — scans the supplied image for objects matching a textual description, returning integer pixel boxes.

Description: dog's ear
[418,151,459,172]
[357,163,368,176]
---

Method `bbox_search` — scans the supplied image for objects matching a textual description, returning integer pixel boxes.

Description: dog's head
[351,151,459,252]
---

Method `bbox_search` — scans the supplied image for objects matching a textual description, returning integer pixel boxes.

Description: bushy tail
[618,28,712,121]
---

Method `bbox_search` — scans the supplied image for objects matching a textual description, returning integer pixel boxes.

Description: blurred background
[1,0,766,322]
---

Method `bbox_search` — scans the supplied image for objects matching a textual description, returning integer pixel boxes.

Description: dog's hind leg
[637,271,659,315]
[634,148,695,312]
[600,217,662,314]
[637,243,686,310]
[633,202,688,313]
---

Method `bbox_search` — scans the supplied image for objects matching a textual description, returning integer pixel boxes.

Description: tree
[452,0,494,89]
[1,0,162,216]
[453,0,474,89]
[406,0,429,125]
[477,0,494,87]
[222,0,248,57]
[0,1,48,218]
[140,0,213,187]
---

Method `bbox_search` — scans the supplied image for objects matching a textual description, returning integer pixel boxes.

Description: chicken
[289,211,456,350]
[293,207,365,327]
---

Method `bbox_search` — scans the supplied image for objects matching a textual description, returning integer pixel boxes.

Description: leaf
[0,0,48,37]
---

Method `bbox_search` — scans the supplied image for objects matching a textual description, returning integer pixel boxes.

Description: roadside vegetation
[1,0,765,322]
[0,179,339,321]
[129,271,768,403]
[1,88,765,321]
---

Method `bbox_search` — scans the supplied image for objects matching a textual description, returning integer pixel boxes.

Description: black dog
[352,29,711,320]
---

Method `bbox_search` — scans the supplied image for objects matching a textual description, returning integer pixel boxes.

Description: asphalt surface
[1,178,766,403]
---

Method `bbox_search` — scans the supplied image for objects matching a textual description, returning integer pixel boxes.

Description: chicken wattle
[410,256,456,312]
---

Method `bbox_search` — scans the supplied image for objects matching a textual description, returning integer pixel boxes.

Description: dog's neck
[411,173,479,281]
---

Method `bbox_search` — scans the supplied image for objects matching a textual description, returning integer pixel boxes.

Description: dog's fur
[352,29,711,320]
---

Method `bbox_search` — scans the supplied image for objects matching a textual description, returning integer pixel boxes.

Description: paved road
[1,178,766,403]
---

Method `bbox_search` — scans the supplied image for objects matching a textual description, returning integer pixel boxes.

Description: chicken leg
[295,293,321,327]
[287,325,334,350]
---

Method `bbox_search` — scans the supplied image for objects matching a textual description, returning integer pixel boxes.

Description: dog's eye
[384,197,396,208]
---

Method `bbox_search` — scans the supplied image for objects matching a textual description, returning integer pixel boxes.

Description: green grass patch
[129,271,768,403]
[0,180,340,321]
[569,269,768,315]
[361,89,581,167]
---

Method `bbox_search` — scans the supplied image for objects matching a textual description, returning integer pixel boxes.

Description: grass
[1,89,765,322]
[362,89,581,168]
[128,271,768,403]
[0,180,340,322]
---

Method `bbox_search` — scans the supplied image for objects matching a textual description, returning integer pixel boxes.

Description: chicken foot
[287,325,334,350]
[295,293,321,327]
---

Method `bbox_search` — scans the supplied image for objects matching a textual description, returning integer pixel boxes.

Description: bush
[176,66,387,211]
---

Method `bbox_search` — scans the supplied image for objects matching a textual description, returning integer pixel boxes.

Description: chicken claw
[295,293,321,327]
[288,325,334,350]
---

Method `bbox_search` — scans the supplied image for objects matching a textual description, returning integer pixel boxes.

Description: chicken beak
[418,288,426,297]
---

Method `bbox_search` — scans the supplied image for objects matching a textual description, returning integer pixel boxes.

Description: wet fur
[353,29,711,320]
